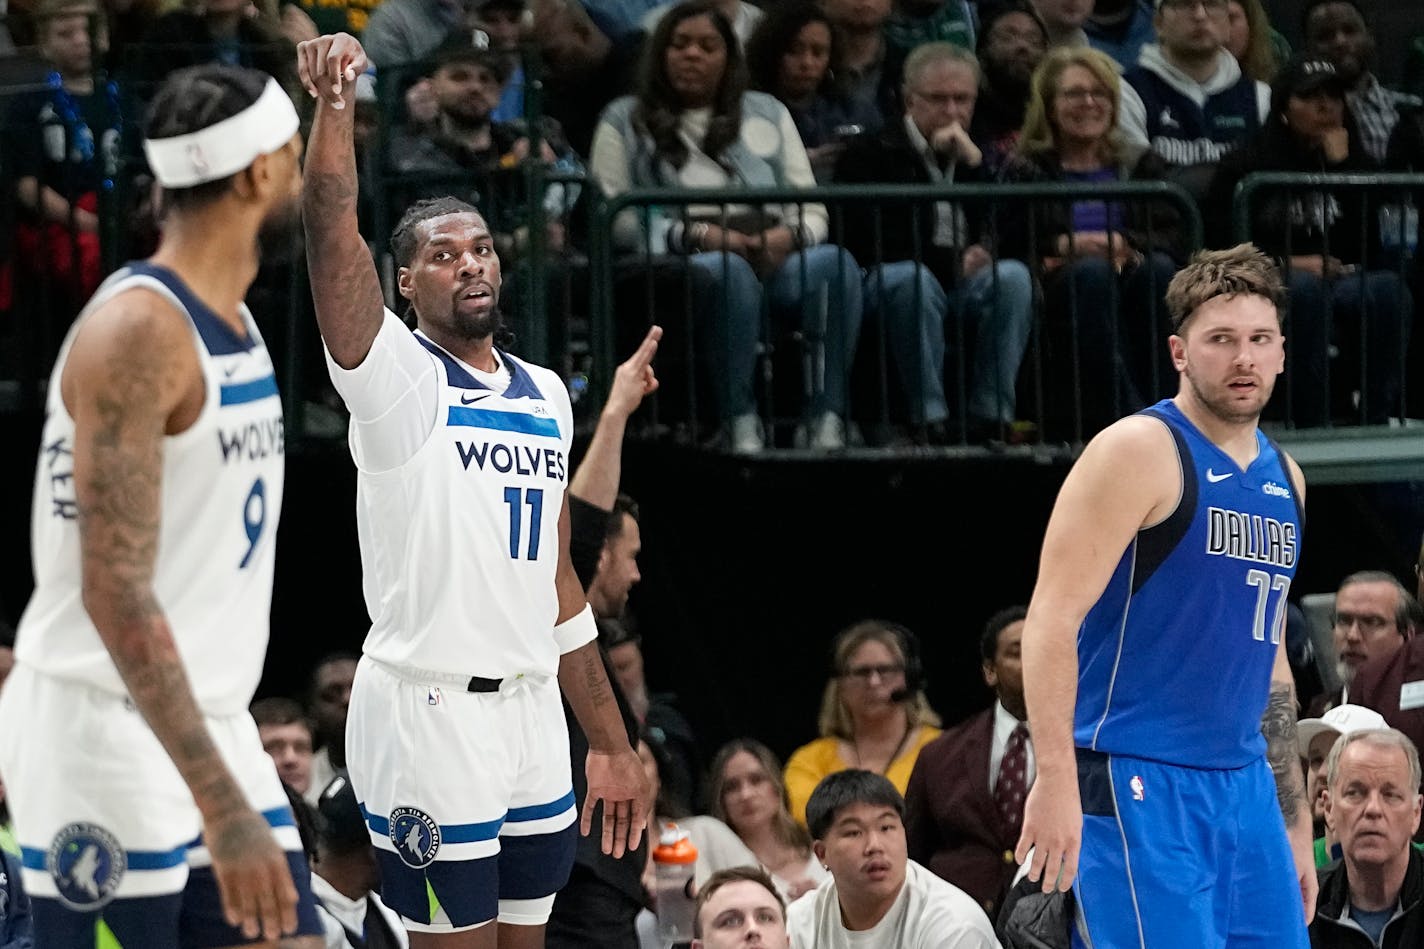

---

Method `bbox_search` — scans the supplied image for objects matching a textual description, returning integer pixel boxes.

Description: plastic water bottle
[653,823,698,943]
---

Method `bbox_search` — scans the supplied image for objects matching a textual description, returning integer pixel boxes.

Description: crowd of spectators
[4,0,1424,449]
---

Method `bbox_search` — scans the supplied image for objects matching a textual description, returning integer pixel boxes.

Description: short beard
[1186,367,1264,426]
[451,303,504,342]
[257,198,302,264]
[986,57,1033,97]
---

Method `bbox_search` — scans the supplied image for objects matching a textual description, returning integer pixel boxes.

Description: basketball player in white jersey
[297,34,649,949]
[0,65,325,948]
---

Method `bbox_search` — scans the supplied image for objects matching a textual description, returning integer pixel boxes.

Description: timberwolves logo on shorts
[389,807,441,868]
[47,822,126,909]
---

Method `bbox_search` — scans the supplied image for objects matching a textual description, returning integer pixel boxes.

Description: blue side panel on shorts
[376,848,499,928]
[33,893,183,949]
[498,821,577,901]
[179,851,324,948]
[505,790,576,824]
[362,805,505,844]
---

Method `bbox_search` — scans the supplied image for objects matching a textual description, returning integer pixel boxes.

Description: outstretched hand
[604,325,661,420]
[297,33,369,111]
[582,747,650,858]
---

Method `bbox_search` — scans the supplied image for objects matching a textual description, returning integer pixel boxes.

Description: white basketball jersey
[18,262,285,715]
[353,331,573,678]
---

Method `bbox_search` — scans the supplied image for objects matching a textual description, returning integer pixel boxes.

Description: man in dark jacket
[835,42,1033,442]
[904,606,1030,919]
[1311,729,1424,948]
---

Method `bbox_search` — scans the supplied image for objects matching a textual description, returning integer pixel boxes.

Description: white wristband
[553,603,598,655]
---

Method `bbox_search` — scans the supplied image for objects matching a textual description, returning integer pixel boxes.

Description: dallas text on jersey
[1205,507,1298,569]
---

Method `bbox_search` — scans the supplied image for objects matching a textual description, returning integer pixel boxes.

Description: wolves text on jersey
[1205,507,1298,569]
[218,416,285,463]
[456,440,567,482]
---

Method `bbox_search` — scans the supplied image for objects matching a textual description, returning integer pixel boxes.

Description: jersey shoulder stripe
[125,261,258,357]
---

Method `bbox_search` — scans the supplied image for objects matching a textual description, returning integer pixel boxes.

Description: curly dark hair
[389,196,482,269]
[744,0,842,100]
[635,0,746,171]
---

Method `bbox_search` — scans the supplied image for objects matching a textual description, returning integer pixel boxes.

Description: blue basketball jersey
[1074,400,1303,769]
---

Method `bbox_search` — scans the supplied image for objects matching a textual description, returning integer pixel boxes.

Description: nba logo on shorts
[389,807,441,869]
[47,822,126,910]
[1130,776,1146,801]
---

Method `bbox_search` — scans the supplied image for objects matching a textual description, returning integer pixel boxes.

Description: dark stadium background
[4,414,1420,770]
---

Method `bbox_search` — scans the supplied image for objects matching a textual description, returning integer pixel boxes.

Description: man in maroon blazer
[904,606,1031,919]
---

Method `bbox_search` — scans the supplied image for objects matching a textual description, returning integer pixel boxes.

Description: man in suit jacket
[903,606,1030,918]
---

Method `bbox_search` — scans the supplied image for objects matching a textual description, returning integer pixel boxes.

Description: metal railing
[588,180,1202,451]
[1232,171,1424,481]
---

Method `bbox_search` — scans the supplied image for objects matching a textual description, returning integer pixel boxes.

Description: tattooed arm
[65,294,297,941]
[297,33,384,370]
[1265,607,1318,924]
[553,497,649,857]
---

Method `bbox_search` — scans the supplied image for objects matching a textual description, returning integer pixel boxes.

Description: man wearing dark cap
[1304,0,1421,164]
[310,773,407,949]
[386,37,510,179]
[386,36,582,261]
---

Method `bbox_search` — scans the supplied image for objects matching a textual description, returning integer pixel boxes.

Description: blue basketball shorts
[0,664,323,948]
[346,657,578,933]
[1072,749,1309,949]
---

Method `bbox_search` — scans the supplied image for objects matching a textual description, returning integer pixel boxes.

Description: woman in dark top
[997,46,1184,437]
[1208,55,1413,428]
[744,0,879,182]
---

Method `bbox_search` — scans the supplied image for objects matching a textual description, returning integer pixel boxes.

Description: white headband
[144,77,300,189]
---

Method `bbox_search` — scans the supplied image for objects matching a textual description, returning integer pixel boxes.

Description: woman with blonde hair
[997,45,1184,437]
[783,620,941,827]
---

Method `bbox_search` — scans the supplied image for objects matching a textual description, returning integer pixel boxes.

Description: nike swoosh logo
[1205,469,1233,483]
[221,364,239,379]
[460,392,491,404]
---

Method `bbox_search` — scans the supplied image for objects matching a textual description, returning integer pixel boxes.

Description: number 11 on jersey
[504,487,544,560]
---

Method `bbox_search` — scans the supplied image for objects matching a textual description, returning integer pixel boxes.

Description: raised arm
[552,497,649,858]
[568,325,661,509]
[297,33,386,369]
[1016,417,1179,893]
[66,296,297,942]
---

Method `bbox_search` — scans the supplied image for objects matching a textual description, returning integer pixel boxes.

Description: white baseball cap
[1297,704,1389,757]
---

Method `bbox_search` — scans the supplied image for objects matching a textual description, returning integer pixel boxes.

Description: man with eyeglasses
[1308,572,1420,716]
[1119,0,1270,194]
[1338,576,1424,802]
